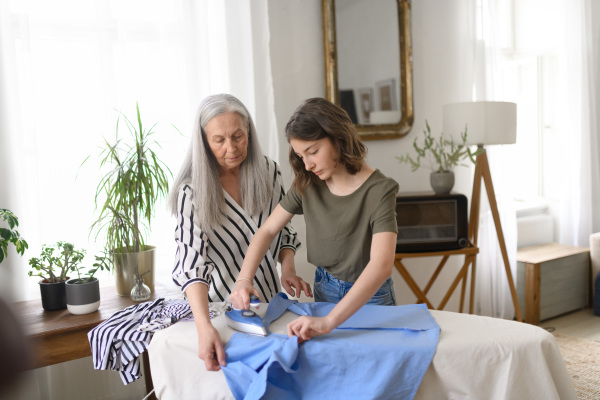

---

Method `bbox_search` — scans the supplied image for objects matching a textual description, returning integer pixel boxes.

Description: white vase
[430,171,455,195]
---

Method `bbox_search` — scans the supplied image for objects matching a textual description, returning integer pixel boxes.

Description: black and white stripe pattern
[172,157,300,303]
[88,298,193,384]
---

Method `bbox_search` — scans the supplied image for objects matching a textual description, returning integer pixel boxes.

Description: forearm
[326,231,396,328]
[239,204,293,281]
[185,283,213,331]
[238,226,277,280]
[327,262,392,327]
[279,247,296,275]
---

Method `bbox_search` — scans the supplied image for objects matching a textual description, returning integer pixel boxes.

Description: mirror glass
[323,0,413,140]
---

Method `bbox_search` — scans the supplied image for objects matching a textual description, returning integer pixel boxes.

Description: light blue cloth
[222,293,440,400]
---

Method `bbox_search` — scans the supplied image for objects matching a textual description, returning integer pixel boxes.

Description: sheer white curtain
[466,0,599,318]
[450,0,517,319]
[556,0,597,245]
[0,0,278,307]
[440,0,516,318]
[476,0,522,319]
[1,2,278,398]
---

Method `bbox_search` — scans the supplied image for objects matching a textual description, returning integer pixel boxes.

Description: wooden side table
[14,281,180,396]
[394,243,479,313]
[516,243,590,324]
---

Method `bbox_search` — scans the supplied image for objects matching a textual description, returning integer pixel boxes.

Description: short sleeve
[279,185,304,215]
[370,178,399,234]
[271,162,302,252]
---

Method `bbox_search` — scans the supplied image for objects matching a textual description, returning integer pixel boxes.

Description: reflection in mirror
[322,0,413,140]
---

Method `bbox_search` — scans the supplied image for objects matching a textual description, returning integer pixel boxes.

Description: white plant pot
[65,277,100,315]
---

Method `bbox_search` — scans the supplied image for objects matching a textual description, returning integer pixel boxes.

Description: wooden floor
[539,308,600,341]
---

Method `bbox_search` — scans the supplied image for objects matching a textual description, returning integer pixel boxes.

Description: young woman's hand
[229,279,260,310]
[280,272,313,299]
[197,323,226,371]
[287,315,334,343]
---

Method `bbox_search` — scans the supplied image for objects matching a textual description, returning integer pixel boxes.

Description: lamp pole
[469,147,523,322]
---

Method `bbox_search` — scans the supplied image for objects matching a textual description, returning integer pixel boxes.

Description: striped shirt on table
[172,157,301,302]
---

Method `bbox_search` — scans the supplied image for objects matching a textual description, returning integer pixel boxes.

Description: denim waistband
[316,266,353,287]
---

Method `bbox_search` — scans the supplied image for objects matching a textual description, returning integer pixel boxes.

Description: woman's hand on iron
[197,323,226,371]
[230,279,260,310]
[280,272,313,299]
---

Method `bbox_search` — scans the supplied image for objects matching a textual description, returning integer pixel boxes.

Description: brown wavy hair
[285,97,367,193]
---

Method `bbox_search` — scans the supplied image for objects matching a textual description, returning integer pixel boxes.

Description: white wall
[3,2,495,399]
[268,0,475,311]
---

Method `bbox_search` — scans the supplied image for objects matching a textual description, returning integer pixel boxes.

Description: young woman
[230,97,399,342]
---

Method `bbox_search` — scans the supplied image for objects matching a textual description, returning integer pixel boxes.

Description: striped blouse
[172,157,301,302]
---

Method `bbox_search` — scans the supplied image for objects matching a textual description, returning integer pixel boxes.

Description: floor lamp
[443,101,523,322]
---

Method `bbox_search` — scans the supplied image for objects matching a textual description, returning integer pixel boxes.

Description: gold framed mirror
[322,0,413,140]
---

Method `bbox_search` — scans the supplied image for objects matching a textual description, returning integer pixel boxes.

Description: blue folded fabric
[222,293,440,400]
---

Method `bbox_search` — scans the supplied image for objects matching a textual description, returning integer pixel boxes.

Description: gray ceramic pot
[65,277,100,315]
[430,171,455,195]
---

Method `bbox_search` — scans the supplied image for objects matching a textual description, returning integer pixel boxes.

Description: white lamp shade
[443,101,517,146]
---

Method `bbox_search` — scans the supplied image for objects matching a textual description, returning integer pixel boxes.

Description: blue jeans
[313,266,397,306]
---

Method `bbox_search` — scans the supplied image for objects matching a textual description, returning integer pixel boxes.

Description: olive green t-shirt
[280,170,399,282]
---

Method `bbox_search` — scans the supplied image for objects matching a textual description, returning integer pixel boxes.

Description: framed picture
[339,89,358,124]
[357,87,374,123]
[375,78,398,111]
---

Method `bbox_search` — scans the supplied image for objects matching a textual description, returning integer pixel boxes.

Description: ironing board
[147,302,576,400]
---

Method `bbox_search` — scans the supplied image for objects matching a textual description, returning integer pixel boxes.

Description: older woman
[168,94,312,371]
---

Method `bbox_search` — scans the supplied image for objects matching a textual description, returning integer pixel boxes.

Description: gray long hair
[168,94,272,230]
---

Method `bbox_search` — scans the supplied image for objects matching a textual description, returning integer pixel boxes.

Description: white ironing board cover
[147,303,576,400]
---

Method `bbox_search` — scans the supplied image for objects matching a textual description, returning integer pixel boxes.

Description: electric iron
[225,294,267,336]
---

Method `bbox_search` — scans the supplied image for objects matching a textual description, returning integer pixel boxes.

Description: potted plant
[87,103,172,296]
[28,242,85,311]
[396,121,481,194]
[0,208,28,263]
[65,251,112,314]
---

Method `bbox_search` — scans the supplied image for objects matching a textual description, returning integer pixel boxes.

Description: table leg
[394,259,434,309]
[524,262,541,324]
[438,255,475,310]
[423,256,449,295]
[469,257,477,314]
[142,351,157,400]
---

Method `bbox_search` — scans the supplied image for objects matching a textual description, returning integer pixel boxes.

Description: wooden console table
[14,281,180,395]
[395,244,479,313]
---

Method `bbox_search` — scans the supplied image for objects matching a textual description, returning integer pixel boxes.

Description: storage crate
[516,243,590,324]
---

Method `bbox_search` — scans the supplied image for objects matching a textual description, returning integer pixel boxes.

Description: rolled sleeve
[172,186,214,293]
[280,222,301,252]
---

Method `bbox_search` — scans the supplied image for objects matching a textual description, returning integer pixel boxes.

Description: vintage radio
[395,192,469,253]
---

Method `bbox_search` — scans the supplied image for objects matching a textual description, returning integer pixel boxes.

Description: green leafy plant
[70,250,113,284]
[29,242,112,284]
[0,208,28,263]
[396,121,481,173]
[28,242,86,283]
[85,103,173,255]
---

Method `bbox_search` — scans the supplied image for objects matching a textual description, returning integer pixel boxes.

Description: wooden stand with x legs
[394,148,523,320]
[394,245,479,313]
